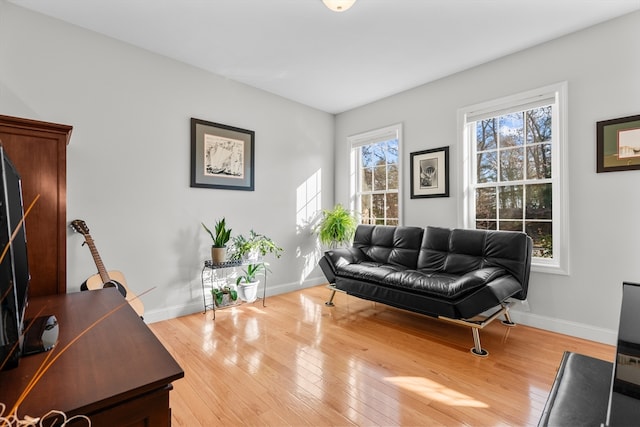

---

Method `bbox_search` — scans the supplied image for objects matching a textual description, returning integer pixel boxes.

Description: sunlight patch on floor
[385,376,489,407]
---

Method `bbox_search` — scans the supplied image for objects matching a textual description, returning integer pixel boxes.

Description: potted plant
[212,285,238,308]
[202,217,232,264]
[230,230,283,303]
[234,263,266,303]
[316,204,358,248]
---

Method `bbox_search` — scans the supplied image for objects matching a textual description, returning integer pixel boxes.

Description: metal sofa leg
[326,289,337,306]
[501,308,516,326]
[471,328,489,357]
[440,302,514,357]
[324,284,346,306]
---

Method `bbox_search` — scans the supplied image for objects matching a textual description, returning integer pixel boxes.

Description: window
[459,83,568,274]
[349,124,402,226]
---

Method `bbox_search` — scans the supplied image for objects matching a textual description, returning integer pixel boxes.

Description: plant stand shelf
[200,259,268,320]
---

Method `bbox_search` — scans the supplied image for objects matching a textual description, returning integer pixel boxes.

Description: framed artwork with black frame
[410,146,449,199]
[597,114,640,173]
[190,118,255,190]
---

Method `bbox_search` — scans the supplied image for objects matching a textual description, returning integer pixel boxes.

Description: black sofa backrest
[353,225,424,269]
[417,226,533,299]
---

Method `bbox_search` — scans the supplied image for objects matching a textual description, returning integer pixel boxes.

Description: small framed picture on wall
[597,114,640,173]
[190,118,255,190]
[410,146,449,199]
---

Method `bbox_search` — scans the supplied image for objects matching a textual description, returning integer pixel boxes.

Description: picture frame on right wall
[597,114,640,173]
[410,146,449,199]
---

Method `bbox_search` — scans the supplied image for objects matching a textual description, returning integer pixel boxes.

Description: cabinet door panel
[0,115,71,296]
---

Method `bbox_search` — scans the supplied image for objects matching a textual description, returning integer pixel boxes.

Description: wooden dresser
[0,289,184,426]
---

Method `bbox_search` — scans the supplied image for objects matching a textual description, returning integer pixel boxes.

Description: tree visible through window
[350,124,401,226]
[461,83,567,273]
[475,107,553,257]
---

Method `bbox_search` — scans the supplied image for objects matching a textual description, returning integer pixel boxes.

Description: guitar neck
[83,236,111,284]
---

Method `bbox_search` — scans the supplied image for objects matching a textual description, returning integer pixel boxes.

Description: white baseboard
[145,275,327,324]
[509,309,617,346]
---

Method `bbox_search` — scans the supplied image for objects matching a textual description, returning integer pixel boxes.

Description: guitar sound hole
[103,281,128,298]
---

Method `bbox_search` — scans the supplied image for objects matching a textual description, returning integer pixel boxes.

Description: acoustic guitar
[70,219,144,318]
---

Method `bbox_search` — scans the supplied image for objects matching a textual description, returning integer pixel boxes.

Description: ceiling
[8,0,640,114]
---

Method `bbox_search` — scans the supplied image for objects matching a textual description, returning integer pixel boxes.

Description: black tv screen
[0,146,29,370]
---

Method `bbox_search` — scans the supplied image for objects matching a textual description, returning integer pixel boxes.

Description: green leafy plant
[316,204,358,248]
[202,217,232,247]
[212,286,237,306]
[229,230,283,261]
[236,263,267,285]
[229,230,283,285]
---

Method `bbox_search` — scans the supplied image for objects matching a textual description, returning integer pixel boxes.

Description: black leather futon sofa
[319,224,533,356]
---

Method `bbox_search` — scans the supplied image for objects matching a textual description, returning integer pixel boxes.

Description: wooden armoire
[0,115,71,296]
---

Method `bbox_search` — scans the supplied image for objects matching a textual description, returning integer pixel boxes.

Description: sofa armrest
[447,267,507,298]
[319,247,367,284]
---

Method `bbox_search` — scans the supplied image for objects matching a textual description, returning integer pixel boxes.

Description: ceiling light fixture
[322,0,357,12]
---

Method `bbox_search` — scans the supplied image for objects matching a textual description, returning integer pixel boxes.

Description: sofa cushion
[353,224,424,269]
[336,261,405,283]
[384,266,507,299]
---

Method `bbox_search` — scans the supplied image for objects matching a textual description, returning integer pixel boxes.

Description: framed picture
[597,114,640,173]
[410,146,449,199]
[191,118,255,190]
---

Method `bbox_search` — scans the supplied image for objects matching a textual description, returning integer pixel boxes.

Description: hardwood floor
[149,285,614,426]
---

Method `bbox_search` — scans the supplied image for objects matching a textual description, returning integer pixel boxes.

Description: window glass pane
[499,113,524,147]
[526,106,552,144]
[525,183,552,219]
[476,220,497,230]
[499,147,524,181]
[498,185,523,219]
[373,165,387,191]
[388,164,398,190]
[477,119,497,151]
[360,194,371,224]
[386,192,398,222]
[526,144,552,179]
[372,194,385,221]
[499,221,523,232]
[386,140,399,164]
[360,167,372,191]
[386,219,399,226]
[362,143,385,167]
[361,145,374,167]
[477,151,497,183]
[526,221,553,258]
[475,187,496,219]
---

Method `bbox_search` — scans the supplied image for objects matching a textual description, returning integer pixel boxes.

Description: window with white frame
[459,83,568,274]
[349,124,402,226]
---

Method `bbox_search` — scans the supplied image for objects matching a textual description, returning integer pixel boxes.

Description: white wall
[335,11,640,344]
[0,1,333,322]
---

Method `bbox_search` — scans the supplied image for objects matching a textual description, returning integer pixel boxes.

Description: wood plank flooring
[149,285,614,426]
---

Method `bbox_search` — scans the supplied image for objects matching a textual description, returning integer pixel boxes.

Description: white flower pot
[237,280,259,303]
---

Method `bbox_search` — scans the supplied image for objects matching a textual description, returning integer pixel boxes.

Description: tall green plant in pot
[317,204,358,249]
[202,217,232,264]
[230,230,283,303]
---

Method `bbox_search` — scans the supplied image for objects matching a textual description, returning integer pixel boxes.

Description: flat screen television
[0,145,30,369]
[0,146,57,371]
